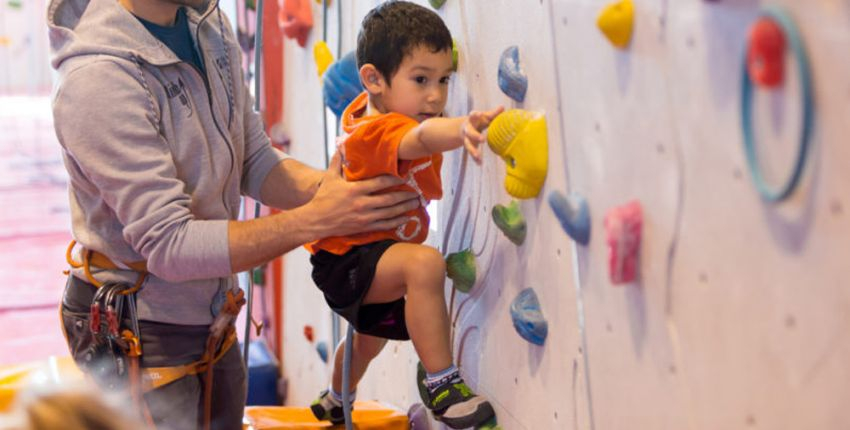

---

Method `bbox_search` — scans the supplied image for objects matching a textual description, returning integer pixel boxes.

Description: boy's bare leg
[364,243,452,373]
[330,332,387,394]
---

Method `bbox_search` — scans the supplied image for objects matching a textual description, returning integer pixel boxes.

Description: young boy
[305,1,502,428]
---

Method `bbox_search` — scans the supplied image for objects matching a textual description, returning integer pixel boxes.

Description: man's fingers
[353,174,407,194]
[327,151,343,176]
[361,191,420,212]
[368,214,413,232]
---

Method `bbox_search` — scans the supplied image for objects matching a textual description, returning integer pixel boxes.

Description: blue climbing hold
[323,50,363,118]
[548,191,591,245]
[498,46,528,103]
[316,341,329,363]
[510,288,547,346]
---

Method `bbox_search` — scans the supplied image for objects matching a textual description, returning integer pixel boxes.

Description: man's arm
[229,152,419,273]
[398,107,504,164]
[259,158,323,210]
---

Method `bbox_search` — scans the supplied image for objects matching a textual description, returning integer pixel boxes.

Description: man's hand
[306,151,421,238]
[462,106,504,165]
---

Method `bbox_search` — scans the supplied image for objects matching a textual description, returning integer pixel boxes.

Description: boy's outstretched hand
[462,106,504,165]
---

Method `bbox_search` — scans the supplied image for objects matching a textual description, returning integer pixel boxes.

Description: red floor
[0,95,72,365]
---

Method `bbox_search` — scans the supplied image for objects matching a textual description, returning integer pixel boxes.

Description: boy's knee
[354,334,387,360]
[404,246,446,282]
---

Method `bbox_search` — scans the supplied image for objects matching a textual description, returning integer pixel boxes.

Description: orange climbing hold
[244,401,408,429]
[747,17,786,88]
[597,0,635,49]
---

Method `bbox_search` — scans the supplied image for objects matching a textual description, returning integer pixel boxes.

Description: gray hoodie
[48,0,288,325]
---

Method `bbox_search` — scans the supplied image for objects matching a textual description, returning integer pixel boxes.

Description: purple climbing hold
[498,46,528,102]
[407,403,431,429]
[316,341,329,363]
[323,50,364,118]
[510,288,547,346]
[548,191,591,245]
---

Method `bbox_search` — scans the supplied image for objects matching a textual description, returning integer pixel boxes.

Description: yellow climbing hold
[597,0,635,49]
[0,36,10,47]
[313,40,334,78]
[487,109,548,199]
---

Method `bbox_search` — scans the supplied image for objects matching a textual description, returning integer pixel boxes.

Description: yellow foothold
[487,109,549,199]
[597,0,635,49]
[313,40,334,78]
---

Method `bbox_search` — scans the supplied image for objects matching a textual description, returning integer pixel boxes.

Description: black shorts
[310,240,410,340]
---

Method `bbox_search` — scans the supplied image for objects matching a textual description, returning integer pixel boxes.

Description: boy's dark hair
[356,1,453,84]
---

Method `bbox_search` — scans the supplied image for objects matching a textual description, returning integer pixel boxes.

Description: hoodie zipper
[192,7,236,216]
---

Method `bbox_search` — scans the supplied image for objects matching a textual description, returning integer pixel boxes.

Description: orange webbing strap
[139,329,238,392]
[122,330,156,428]
[202,289,245,430]
[65,240,148,292]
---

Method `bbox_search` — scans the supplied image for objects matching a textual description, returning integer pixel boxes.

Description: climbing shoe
[427,379,496,429]
[310,389,346,425]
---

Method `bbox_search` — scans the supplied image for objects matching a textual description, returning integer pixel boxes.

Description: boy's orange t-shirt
[305,92,443,255]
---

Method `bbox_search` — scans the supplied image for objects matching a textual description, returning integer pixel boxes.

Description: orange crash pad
[0,356,83,413]
[244,401,409,429]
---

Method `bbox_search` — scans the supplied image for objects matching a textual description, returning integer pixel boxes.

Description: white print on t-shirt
[395,160,432,241]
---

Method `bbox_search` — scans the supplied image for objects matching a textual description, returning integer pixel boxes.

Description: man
[48,0,418,428]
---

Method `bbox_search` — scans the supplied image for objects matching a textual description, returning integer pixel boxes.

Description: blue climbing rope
[342,324,354,430]
[740,5,814,202]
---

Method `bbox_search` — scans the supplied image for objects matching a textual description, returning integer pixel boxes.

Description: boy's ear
[359,64,384,94]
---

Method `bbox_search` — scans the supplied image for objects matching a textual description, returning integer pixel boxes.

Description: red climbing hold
[303,325,314,343]
[747,17,786,88]
[604,200,643,285]
[279,0,313,48]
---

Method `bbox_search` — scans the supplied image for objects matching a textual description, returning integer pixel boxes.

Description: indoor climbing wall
[0,0,51,94]
[278,0,850,428]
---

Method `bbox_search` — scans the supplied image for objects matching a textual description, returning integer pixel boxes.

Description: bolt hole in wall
[0,0,74,364]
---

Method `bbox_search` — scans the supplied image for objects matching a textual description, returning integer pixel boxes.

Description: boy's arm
[398,106,504,164]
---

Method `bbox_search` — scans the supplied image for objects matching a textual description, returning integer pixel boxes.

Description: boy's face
[381,45,454,122]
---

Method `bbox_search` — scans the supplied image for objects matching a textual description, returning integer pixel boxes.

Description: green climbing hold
[492,200,527,245]
[245,0,256,10]
[8,0,22,9]
[446,249,476,293]
[416,361,429,404]
[452,39,459,71]
[429,0,447,9]
[252,266,266,286]
[476,417,501,430]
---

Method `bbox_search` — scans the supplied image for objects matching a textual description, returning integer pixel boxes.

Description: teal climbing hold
[498,46,528,102]
[316,341,329,363]
[492,200,527,246]
[547,191,591,245]
[429,0,446,9]
[446,249,476,293]
[510,288,547,346]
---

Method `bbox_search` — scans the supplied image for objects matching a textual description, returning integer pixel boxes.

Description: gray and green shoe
[427,380,495,429]
[310,389,346,425]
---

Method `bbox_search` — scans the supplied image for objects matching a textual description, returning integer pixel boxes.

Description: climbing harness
[740,6,814,202]
[65,240,244,430]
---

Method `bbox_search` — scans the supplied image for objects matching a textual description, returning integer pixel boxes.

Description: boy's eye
[439,76,451,84]
[414,76,427,84]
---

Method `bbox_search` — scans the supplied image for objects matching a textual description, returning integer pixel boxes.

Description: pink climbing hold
[747,17,786,88]
[604,200,643,285]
